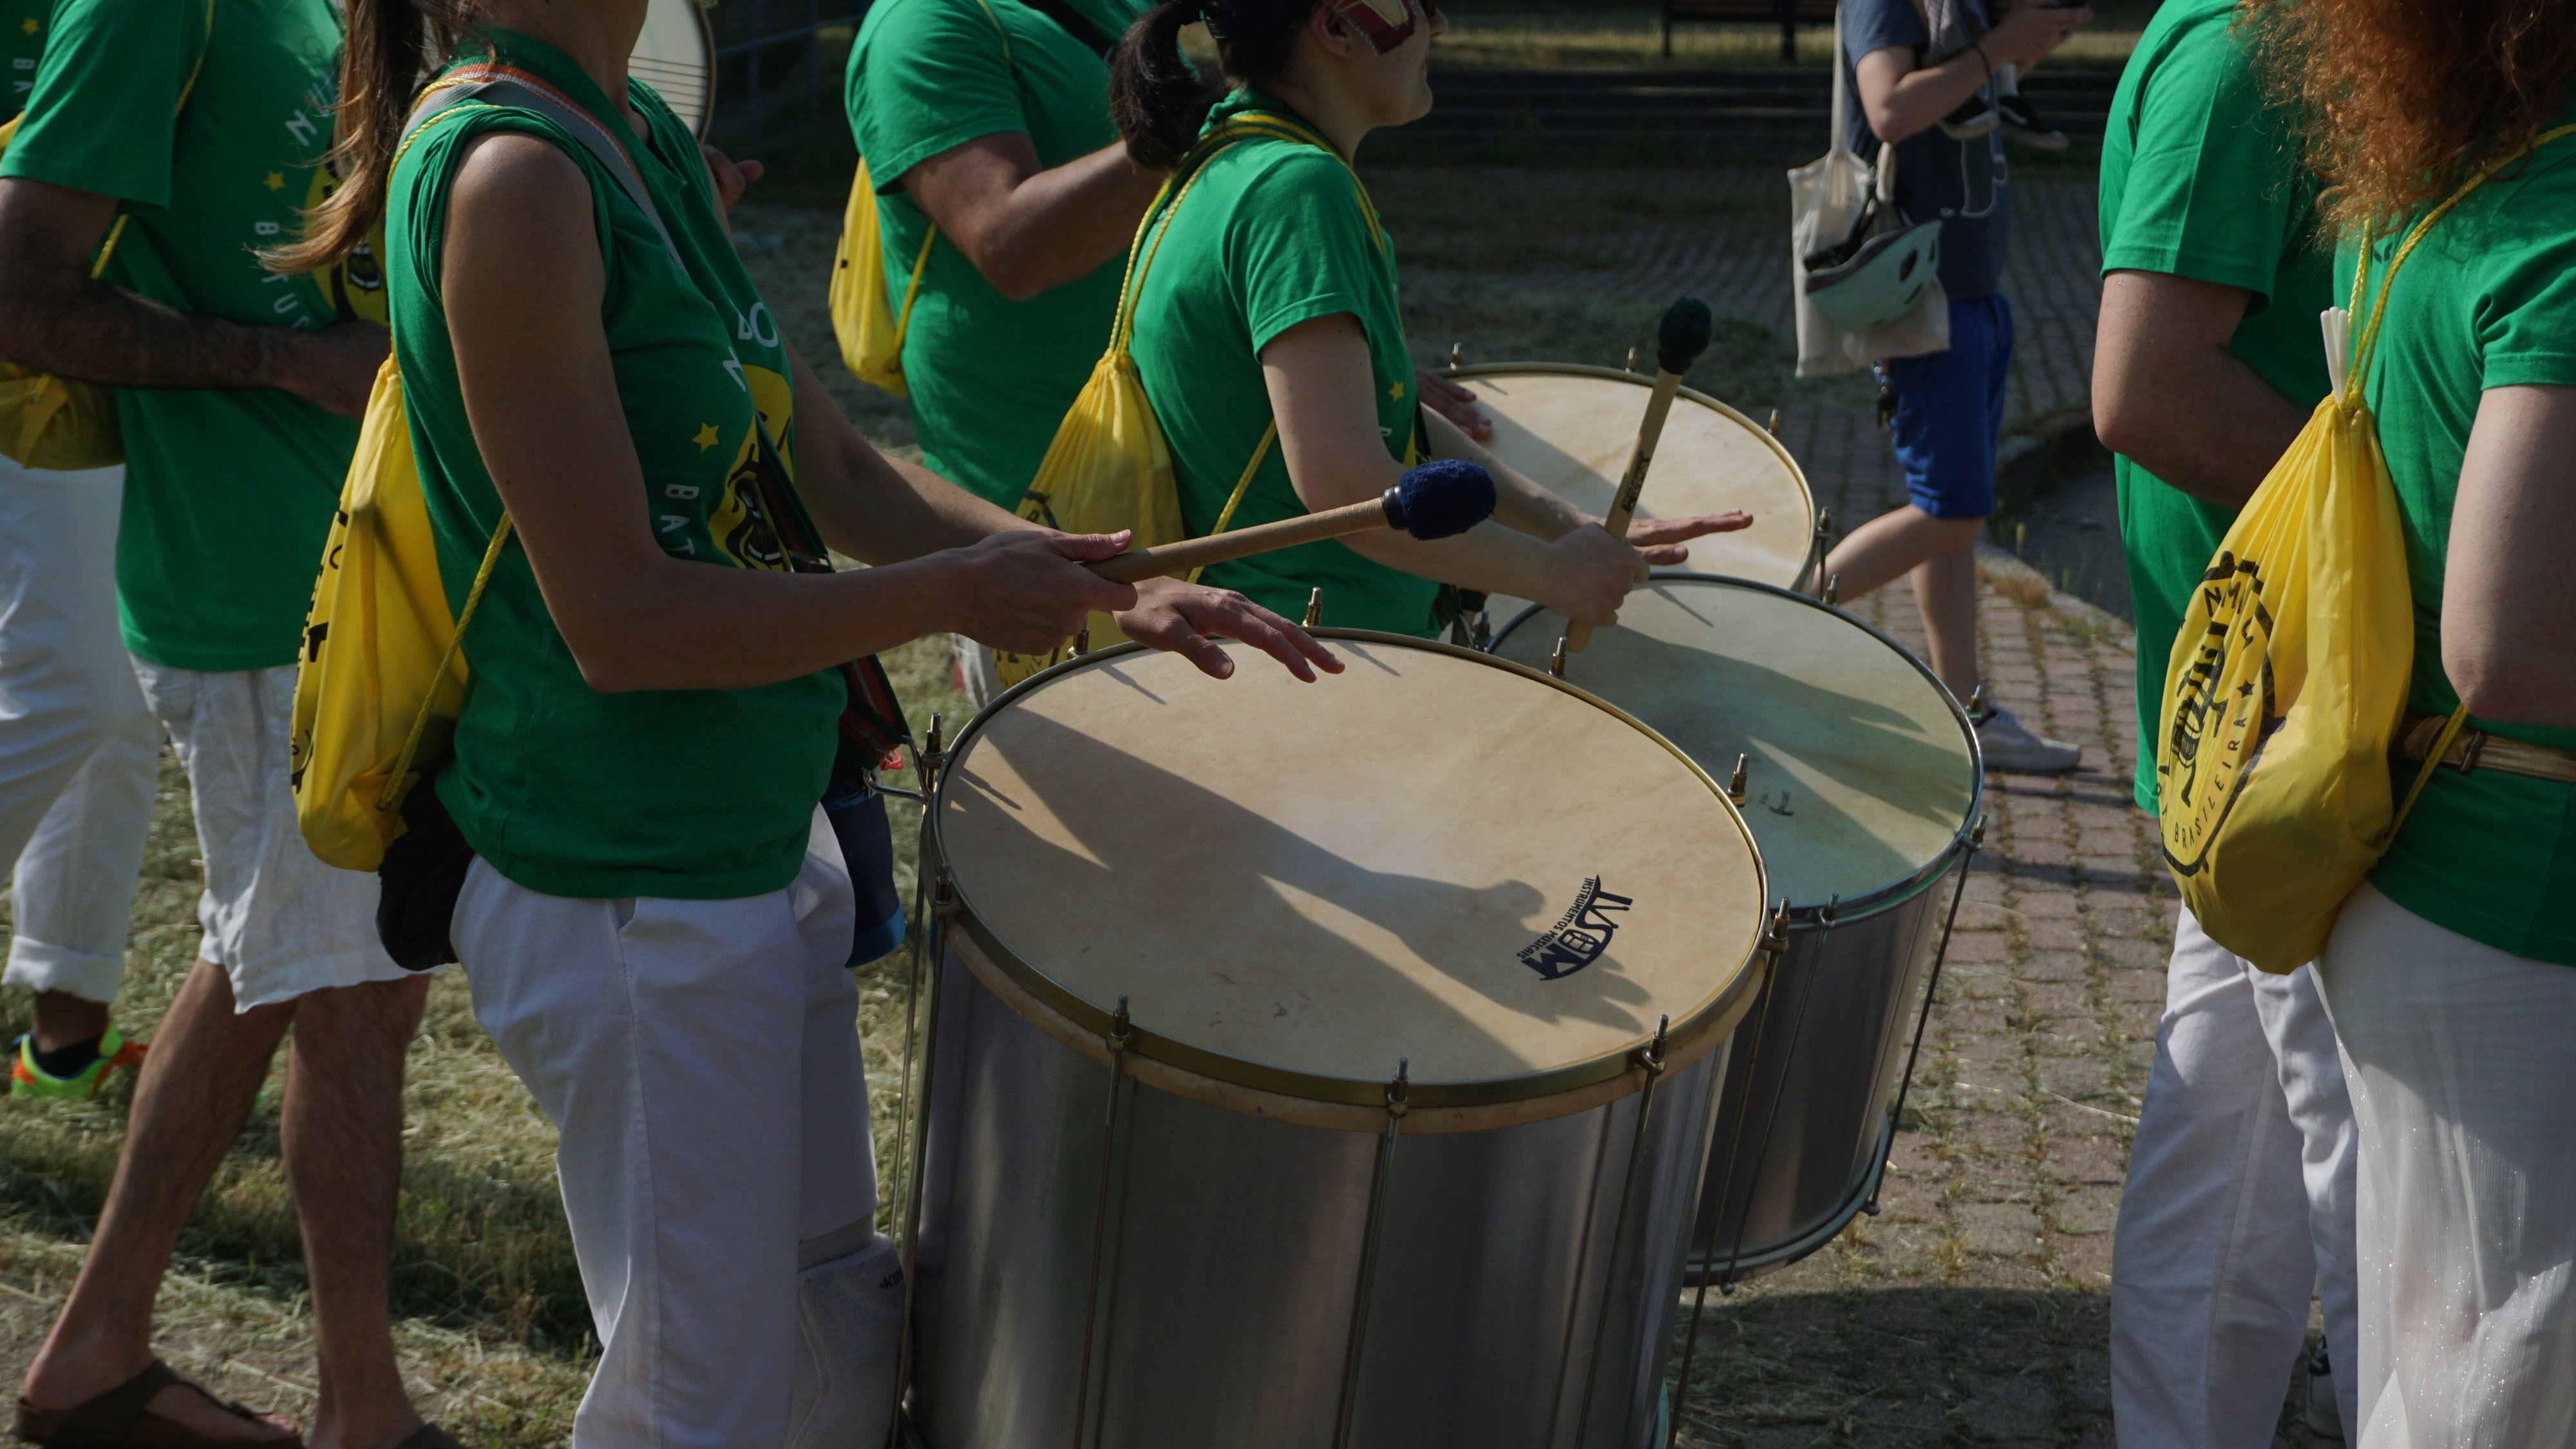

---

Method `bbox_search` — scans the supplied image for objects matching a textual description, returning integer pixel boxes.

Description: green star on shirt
[692,422,720,451]
[262,171,285,191]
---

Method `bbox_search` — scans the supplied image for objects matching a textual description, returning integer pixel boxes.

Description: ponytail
[267,0,482,277]
[1110,1,1217,171]
[1110,0,1314,171]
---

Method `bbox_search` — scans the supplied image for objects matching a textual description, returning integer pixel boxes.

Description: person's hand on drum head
[1117,579,1345,682]
[1618,509,1756,561]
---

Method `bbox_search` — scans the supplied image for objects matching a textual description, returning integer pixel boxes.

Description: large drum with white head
[630,0,715,136]
[1494,578,1982,1281]
[1441,364,1821,621]
[903,634,1772,1446]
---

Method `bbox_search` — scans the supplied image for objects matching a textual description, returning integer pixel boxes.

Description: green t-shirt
[846,0,1144,507]
[2335,118,2576,967]
[3,0,46,122]
[1127,93,1434,636]
[389,32,844,901]
[2097,0,2336,813]
[1,0,377,672]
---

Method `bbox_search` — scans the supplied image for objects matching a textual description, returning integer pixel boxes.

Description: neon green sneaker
[8,1025,147,1101]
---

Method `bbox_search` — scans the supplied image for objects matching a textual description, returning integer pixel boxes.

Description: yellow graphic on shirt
[1388,378,1405,401]
[706,363,798,571]
[298,164,389,325]
[19,17,37,34]
[264,171,285,191]
[692,422,719,451]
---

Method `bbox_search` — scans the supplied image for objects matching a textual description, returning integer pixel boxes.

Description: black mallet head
[1655,296,1715,377]
[1380,459,1497,540]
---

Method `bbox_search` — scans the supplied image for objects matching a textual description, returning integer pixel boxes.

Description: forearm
[1426,405,1582,540]
[787,345,1041,562]
[0,271,299,392]
[1338,518,1564,599]
[920,140,1160,301]
[1862,46,1992,144]
[571,551,965,692]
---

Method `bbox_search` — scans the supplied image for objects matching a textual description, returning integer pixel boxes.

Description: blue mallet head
[1381,459,1497,540]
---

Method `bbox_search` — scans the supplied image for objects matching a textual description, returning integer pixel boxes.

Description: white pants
[129,661,409,1010]
[455,812,901,1449]
[952,633,999,710]
[2112,906,2361,1447]
[2318,884,2576,1449]
[0,459,157,1005]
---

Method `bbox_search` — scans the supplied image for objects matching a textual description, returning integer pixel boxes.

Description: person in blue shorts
[1818,0,2087,772]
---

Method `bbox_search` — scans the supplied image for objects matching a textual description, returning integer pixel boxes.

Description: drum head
[631,0,715,138]
[1446,365,1816,603]
[934,636,1768,1108]
[1494,578,1978,911]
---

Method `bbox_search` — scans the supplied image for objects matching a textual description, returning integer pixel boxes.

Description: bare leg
[1821,504,1985,601]
[28,989,108,1054]
[20,958,298,1442]
[281,974,431,1449]
[1909,534,1983,703]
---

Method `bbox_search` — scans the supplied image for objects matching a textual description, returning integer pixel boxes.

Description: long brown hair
[2243,0,2576,232]
[268,0,484,274]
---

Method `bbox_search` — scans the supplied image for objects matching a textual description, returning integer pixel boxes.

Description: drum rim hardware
[925,628,1774,1115]
[1494,571,1988,927]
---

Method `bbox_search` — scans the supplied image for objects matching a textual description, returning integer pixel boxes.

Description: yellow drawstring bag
[2154,128,2573,973]
[990,111,1385,687]
[829,0,1019,396]
[0,0,214,471]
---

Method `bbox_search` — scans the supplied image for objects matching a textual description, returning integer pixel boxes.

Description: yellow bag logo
[2160,549,2283,869]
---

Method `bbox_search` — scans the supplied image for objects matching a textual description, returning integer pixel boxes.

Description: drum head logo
[2160,550,2280,876]
[1519,877,1633,981]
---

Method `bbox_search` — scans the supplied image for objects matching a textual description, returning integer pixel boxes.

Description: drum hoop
[927,628,1774,1112]
[1434,361,1818,528]
[1492,572,1987,925]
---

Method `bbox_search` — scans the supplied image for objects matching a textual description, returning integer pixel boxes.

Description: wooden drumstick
[1086,460,1496,585]
[1558,297,1715,658]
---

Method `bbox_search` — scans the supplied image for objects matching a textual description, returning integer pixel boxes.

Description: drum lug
[1548,637,1567,679]
[1624,345,1640,374]
[1574,1016,1672,1446]
[1759,899,1793,960]
[1332,1060,1412,1449]
[1304,587,1323,629]
[1765,408,1782,437]
[1823,573,1841,607]
[1072,626,1091,658]
[1727,753,1748,806]
[1448,341,1463,371]
[931,873,961,919]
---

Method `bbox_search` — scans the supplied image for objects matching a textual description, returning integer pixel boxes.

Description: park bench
[1662,0,1837,60]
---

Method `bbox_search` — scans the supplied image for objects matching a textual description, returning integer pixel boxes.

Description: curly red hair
[2242,0,2576,231]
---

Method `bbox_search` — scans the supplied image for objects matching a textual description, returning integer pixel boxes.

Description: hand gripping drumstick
[1084,459,1499,584]
[1557,297,1716,660]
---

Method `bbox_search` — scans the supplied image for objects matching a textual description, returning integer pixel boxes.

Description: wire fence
[711,0,865,144]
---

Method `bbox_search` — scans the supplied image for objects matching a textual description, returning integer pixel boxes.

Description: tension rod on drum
[1071,996,1136,1449]
[885,712,953,1448]
[1331,1061,1410,1449]
[1872,818,1985,1218]
[1572,1018,1670,1448]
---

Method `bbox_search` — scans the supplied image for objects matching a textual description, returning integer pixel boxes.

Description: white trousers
[951,633,999,710]
[455,812,901,1449]
[2318,884,2576,1449]
[2112,906,2361,1447]
[0,458,156,1005]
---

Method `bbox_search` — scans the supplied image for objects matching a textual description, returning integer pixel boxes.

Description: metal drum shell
[1488,579,1983,1283]
[904,632,1777,1448]
[911,933,1732,1449]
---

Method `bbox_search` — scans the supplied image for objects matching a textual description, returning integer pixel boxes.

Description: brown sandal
[12,1358,302,1449]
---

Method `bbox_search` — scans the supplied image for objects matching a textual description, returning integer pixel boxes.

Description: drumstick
[1086,459,1497,585]
[1558,298,1715,659]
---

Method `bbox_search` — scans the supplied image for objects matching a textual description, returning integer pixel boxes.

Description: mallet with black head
[1556,297,1716,663]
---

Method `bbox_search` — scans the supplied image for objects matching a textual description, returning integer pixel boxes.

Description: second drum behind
[1495,575,1983,1282]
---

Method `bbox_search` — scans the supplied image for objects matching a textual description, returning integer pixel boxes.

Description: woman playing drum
[1106,0,1750,636]
[274,2,1334,1443]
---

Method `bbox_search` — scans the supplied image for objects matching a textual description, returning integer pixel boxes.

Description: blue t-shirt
[1840,0,2011,299]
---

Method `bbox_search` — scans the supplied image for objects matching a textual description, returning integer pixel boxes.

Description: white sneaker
[1975,705,2081,773]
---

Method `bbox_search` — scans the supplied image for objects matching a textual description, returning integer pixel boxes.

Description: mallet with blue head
[1085,458,1499,584]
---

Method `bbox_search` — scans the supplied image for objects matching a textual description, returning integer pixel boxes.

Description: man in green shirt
[2090,0,2355,1441]
[845,0,1483,699]
[0,1,439,1444]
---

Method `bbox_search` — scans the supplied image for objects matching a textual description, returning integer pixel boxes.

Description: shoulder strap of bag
[84,0,215,285]
[871,0,1028,354]
[413,64,689,278]
[2346,120,2576,842]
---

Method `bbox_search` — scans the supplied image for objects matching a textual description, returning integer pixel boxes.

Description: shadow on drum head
[940,708,1670,1070]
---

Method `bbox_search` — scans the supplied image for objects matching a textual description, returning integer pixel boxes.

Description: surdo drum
[897,634,1774,1448]
[1493,578,1982,1282]
[1437,364,1823,621]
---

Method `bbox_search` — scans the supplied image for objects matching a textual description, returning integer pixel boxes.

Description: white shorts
[129,659,411,1010]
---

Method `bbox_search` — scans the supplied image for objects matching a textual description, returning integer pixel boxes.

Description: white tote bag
[1791,10,1950,379]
